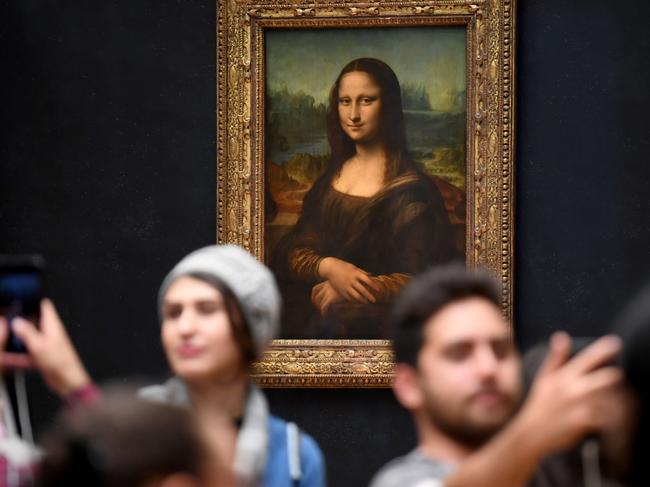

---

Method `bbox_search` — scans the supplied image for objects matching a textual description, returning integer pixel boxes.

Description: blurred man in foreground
[371,264,624,487]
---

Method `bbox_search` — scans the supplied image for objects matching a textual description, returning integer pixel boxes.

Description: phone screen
[0,256,44,353]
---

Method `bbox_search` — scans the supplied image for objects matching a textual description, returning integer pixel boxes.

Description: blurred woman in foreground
[141,245,325,487]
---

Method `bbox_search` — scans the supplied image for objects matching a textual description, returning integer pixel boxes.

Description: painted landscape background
[264,27,468,257]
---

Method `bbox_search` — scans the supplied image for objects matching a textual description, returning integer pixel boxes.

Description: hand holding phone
[0,256,91,396]
[9,300,91,396]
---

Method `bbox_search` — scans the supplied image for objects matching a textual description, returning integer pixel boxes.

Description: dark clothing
[273,170,456,338]
[527,445,628,487]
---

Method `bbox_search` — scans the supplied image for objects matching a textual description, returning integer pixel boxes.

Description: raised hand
[442,332,626,487]
[517,332,623,455]
[10,299,91,397]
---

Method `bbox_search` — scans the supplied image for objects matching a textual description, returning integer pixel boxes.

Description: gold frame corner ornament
[217,0,516,388]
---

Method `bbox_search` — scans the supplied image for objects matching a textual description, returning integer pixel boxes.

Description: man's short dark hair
[391,263,502,367]
[36,391,205,487]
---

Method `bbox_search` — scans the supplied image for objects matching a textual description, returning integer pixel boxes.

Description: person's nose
[475,345,499,379]
[349,101,361,122]
[176,309,197,337]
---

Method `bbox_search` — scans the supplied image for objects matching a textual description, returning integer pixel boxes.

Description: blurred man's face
[416,297,522,447]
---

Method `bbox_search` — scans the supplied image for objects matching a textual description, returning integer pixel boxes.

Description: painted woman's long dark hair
[326,57,418,182]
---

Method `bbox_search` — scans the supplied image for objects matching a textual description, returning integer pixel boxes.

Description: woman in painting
[272,57,458,339]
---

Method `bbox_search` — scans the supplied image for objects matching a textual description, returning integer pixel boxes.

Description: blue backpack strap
[286,421,302,485]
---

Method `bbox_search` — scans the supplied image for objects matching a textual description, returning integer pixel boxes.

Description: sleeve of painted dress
[273,181,327,284]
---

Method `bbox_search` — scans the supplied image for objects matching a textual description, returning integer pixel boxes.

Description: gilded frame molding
[217,0,516,388]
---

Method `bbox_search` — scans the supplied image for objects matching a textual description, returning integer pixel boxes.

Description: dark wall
[0,0,217,457]
[514,0,650,347]
[1,1,650,485]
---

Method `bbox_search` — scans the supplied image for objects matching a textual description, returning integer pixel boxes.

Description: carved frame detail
[217,0,516,388]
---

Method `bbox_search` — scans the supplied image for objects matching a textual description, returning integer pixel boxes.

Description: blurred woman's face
[338,70,382,145]
[161,276,243,384]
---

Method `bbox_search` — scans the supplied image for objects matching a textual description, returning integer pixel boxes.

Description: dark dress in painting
[272,168,458,339]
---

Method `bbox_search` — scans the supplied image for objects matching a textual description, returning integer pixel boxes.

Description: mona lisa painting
[265,30,467,340]
[217,0,516,386]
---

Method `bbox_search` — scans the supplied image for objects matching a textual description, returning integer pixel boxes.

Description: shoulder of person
[268,415,323,457]
[379,172,435,202]
[138,377,190,408]
[369,450,450,487]
[302,170,334,205]
[267,415,326,485]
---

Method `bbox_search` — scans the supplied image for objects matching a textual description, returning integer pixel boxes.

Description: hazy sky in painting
[265,27,466,113]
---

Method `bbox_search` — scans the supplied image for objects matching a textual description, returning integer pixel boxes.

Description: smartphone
[0,255,44,353]
[570,336,622,367]
[523,335,621,395]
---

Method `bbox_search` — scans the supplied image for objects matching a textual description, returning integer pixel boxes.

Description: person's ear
[392,363,424,411]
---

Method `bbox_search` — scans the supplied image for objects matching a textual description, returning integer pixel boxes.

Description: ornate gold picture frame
[217,0,516,387]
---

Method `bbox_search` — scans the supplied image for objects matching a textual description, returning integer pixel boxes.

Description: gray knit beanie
[158,245,281,357]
